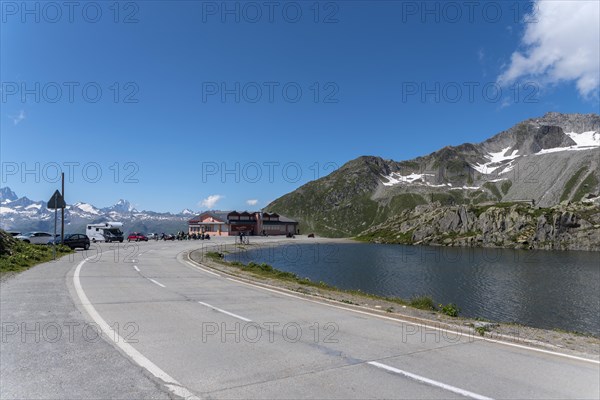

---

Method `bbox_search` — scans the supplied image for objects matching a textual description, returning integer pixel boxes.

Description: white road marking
[223,279,600,365]
[148,278,166,288]
[198,301,252,322]
[368,361,494,400]
[133,265,140,272]
[73,258,199,400]
[185,261,220,277]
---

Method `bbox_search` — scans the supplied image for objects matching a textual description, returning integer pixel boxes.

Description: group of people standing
[158,231,211,241]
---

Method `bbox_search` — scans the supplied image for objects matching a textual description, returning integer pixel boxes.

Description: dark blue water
[226,242,600,335]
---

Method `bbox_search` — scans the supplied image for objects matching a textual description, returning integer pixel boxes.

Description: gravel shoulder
[189,237,600,360]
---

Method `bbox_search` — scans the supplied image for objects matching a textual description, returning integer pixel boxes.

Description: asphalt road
[2,238,599,399]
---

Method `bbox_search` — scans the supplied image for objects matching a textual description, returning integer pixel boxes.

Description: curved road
[2,238,599,399]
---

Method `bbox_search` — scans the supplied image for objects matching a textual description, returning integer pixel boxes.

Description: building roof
[188,210,298,224]
[188,211,229,223]
[264,216,298,224]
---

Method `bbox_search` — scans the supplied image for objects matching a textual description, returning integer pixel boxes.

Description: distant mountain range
[266,112,600,239]
[0,188,195,234]
[5,112,599,246]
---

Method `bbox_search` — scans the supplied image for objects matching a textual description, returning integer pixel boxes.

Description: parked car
[127,232,148,242]
[15,232,54,244]
[87,222,124,243]
[8,231,21,237]
[103,229,124,243]
[147,233,159,240]
[50,234,90,250]
[162,234,175,241]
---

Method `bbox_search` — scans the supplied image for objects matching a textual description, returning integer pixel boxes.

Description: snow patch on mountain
[533,131,599,155]
[382,172,434,186]
[566,131,600,148]
[73,202,100,214]
[471,147,521,174]
[449,186,480,190]
[498,162,517,175]
[535,146,599,155]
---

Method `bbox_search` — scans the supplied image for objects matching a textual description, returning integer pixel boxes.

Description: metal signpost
[61,173,65,243]
[47,190,66,260]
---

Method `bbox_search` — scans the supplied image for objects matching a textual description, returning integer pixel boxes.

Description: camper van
[86,222,124,243]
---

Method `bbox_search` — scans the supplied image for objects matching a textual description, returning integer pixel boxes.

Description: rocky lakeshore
[357,200,600,251]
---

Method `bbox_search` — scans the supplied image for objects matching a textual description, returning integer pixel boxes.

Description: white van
[86,222,124,243]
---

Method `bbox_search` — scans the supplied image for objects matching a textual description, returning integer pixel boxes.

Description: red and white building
[188,211,299,236]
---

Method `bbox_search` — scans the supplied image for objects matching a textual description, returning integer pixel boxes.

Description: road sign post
[53,208,57,259]
[47,190,66,260]
[61,173,65,243]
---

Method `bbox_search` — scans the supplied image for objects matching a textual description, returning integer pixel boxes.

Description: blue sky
[1,1,598,213]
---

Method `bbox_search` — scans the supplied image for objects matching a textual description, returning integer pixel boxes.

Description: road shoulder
[0,250,174,400]
[188,242,600,361]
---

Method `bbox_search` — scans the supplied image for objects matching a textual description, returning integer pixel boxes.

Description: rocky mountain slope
[266,113,600,243]
[357,199,600,251]
[0,188,193,234]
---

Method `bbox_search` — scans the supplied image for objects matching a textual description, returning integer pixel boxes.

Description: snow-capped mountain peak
[0,187,189,233]
[1,187,18,203]
[72,202,100,215]
[105,199,138,213]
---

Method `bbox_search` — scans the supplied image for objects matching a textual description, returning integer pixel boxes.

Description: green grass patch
[204,251,224,260]
[409,296,436,310]
[439,303,460,317]
[483,182,502,200]
[472,202,520,217]
[394,229,415,244]
[431,191,466,206]
[531,207,554,220]
[475,326,489,336]
[388,193,427,214]
[560,167,587,202]
[573,173,598,202]
[0,240,73,274]
[471,191,492,205]
[500,180,512,195]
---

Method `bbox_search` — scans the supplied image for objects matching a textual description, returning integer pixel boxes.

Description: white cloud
[198,194,223,209]
[10,110,25,125]
[498,0,599,98]
[246,199,258,206]
[477,48,485,62]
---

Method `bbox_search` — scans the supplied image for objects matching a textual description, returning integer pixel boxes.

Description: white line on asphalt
[368,361,494,400]
[133,265,140,272]
[148,278,166,288]
[224,278,600,365]
[73,258,199,400]
[185,261,220,277]
[198,301,252,322]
